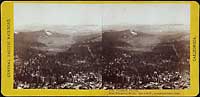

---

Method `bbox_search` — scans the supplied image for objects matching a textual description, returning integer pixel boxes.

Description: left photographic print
[14,3,103,89]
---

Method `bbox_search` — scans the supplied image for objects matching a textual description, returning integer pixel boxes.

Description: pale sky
[14,3,190,29]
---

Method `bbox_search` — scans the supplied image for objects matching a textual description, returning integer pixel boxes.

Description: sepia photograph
[14,3,190,89]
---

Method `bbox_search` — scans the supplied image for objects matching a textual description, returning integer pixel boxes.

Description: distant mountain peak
[45,30,53,36]
[130,29,138,36]
[38,29,54,36]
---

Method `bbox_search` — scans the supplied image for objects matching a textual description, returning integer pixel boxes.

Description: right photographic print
[101,4,190,89]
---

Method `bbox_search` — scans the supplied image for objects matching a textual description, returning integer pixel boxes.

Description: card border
[1,1,199,96]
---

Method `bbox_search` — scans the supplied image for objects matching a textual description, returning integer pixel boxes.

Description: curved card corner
[1,88,8,97]
[191,1,200,6]
[0,1,12,8]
